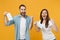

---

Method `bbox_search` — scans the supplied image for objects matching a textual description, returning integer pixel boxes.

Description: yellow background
[0,0,60,40]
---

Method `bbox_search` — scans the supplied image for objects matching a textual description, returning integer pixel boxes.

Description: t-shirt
[20,17,26,39]
[36,20,55,40]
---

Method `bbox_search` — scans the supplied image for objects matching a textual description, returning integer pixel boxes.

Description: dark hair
[40,9,50,28]
[19,4,26,9]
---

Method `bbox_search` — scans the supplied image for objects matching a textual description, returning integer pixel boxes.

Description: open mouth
[43,16,46,17]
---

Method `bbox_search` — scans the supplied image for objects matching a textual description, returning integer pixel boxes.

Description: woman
[34,9,58,40]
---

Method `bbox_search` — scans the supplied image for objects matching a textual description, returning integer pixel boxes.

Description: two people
[4,4,58,40]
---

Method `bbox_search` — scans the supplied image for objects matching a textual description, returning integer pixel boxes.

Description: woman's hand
[34,22,40,32]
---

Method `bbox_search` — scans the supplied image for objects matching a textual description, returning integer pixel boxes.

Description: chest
[41,24,52,31]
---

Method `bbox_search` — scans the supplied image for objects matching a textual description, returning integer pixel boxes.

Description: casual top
[20,17,26,39]
[6,15,31,40]
[36,20,55,40]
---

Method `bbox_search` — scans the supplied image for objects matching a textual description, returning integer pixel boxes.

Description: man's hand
[4,11,8,16]
[4,11,8,26]
[30,16,33,20]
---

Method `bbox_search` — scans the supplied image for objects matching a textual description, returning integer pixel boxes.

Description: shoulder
[26,15,33,18]
[49,19,54,26]
[49,19,54,23]
[26,16,32,20]
[13,15,20,20]
[14,15,20,18]
[26,15,30,19]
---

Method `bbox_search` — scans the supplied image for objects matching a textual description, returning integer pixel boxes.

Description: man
[4,4,33,40]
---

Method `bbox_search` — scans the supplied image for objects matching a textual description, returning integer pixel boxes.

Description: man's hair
[19,4,26,9]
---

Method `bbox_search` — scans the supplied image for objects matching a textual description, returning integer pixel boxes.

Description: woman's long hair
[40,9,50,28]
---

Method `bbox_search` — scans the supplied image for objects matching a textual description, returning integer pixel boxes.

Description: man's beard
[20,12,26,17]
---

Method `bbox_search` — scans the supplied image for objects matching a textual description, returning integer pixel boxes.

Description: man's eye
[24,9,26,10]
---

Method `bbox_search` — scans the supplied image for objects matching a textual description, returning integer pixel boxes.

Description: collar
[18,14,28,18]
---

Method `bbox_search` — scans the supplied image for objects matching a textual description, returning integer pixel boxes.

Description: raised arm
[4,11,14,26]
[34,22,40,32]
[51,19,58,32]
[29,16,33,30]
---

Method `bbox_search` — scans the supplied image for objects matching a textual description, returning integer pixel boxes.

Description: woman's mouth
[43,16,46,17]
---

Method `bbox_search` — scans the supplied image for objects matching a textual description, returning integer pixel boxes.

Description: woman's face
[42,10,47,20]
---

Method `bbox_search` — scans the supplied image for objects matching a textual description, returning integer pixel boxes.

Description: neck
[42,19,46,24]
[43,19,46,21]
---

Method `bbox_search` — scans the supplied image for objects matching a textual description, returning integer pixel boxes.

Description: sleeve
[36,21,42,29]
[34,21,42,29]
[28,16,31,28]
[6,18,14,26]
[28,16,31,25]
[49,20,53,27]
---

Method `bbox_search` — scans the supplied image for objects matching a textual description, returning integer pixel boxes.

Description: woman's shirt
[36,20,55,40]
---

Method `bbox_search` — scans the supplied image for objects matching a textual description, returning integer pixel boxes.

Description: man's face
[20,6,26,17]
